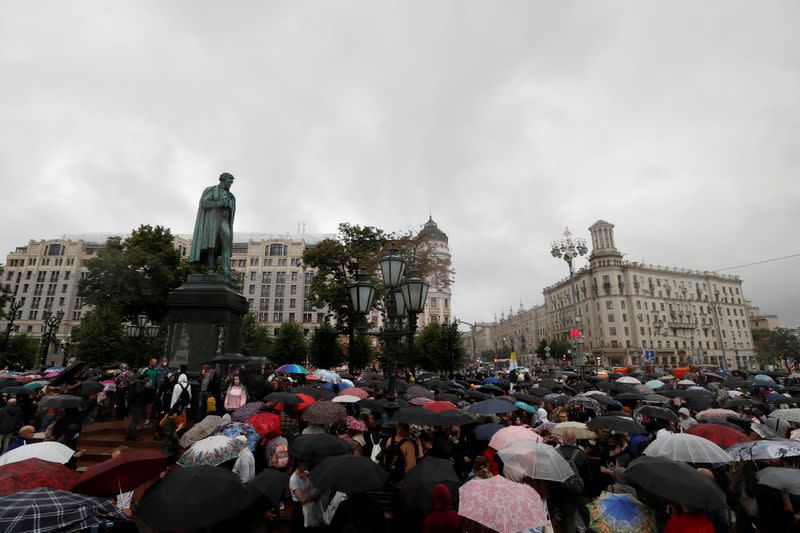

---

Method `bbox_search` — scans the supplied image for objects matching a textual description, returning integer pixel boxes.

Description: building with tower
[466,220,761,371]
[415,216,453,327]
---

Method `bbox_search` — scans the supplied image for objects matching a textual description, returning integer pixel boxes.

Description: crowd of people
[0,358,798,533]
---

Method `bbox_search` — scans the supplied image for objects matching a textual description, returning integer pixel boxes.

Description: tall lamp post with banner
[551,228,588,370]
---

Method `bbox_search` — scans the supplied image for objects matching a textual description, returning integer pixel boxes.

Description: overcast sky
[1,2,798,327]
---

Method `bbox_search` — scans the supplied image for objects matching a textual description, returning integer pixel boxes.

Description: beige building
[745,300,780,331]
[415,217,453,328]
[468,220,764,371]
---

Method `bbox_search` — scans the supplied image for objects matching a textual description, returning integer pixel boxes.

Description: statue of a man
[189,172,236,275]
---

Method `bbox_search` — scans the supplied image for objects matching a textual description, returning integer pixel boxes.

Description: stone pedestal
[165,274,249,371]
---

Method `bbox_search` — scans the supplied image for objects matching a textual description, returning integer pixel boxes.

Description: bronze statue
[189,172,236,275]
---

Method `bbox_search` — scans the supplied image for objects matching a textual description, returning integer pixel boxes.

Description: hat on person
[678,407,691,418]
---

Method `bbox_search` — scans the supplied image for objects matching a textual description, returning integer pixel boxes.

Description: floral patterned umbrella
[406,385,435,400]
[231,401,266,422]
[338,387,368,400]
[301,400,347,425]
[769,409,800,423]
[314,369,342,384]
[0,458,81,496]
[211,422,260,451]
[587,491,656,533]
[554,422,596,441]
[345,416,367,432]
[696,408,746,423]
[727,439,800,462]
[178,435,246,467]
[458,475,547,533]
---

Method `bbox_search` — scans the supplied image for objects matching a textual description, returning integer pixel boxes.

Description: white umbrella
[0,442,75,466]
[331,395,359,403]
[497,440,573,483]
[677,379,696,386]
[644,433,733,464]
[769,409,800,423]
[616,376,641,385]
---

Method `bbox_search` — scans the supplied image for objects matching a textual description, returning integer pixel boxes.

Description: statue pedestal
[165,274,249,371]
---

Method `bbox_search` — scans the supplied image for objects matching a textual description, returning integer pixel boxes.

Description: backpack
[271,441,289,469]
[562,448,585,494]
[382,437,409,482]
[177,384,191,407]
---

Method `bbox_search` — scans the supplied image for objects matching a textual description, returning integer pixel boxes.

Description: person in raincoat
[422,483,462,533]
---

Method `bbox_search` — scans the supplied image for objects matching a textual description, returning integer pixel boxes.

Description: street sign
[644,350,656,362]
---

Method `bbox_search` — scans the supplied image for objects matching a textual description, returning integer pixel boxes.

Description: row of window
[6,269,76,283]
[429,297,449,309]
[7,256,77,267]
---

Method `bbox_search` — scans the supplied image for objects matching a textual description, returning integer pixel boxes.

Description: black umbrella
[435,409,476,426]
[38,395,85,409]
[477,384,503,395]
[310,455,388,494]
[357,399,386,413]
[636,405,678,423]
[614,392,644,401]
[136,465,252,530]
[722,398,761,410]
[48,361,86,387]
[473,423,504,441]
[590,394,620,408]
[80,380,104,398]
[401,456,460,515]
[247,469,289,507]
[525,387,552,397]
[468,399,517,415]
[263,392,303,405]
[356,380,384,390]
[513,393,542,405]
[391,407,441,426]
[722,379,753,389]
[288,434,352,468]
[595,381,613,391]
[292,386,335,400]
[466,390,491,401]
[436,393,461,404]
[212,352,249,363]
[624,456,728,508]
[587,415,647,434]
[538,378,558,388]
[382,379,408,393]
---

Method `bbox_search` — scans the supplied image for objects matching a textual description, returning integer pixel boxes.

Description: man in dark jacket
[0,399,22,452]
[126,375,155,441]
[556,429,592,533]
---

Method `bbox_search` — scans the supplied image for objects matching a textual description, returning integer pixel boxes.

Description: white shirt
[656,428,672,439]
[290,472,311,502]
[233,447,256,483]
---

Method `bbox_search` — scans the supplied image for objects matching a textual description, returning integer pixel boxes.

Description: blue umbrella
[473,423,504,441]
[468,399,517,415]
[483,377,501,385]
[644,380,664,389]
[515,401,537,415]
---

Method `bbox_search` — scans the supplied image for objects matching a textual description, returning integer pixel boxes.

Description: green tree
[309,321,343,370]
[240,313,272,357]
[79,225,185,323]
[70,305,136,366]
[270,322,307,366]
[302,222,454,369]
[752,328,800,366]
[415,322,468,375]
[0,334,39,369]
[534,338,571,364]
[346,332,374,372]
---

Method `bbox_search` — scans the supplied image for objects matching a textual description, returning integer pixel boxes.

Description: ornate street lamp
[399,268,430,316]
[2,296,24,352]
[550,227,588,370]
[379,249,406,290]
[347,269,376,315]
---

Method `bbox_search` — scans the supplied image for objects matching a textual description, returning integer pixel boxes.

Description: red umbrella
[423,401,458,413]
[337,388,368,400]
[0,458,81,496]
[248,412,282,438]
[72,449,168,497]
[291,393,316,412]
[685,423,753,448]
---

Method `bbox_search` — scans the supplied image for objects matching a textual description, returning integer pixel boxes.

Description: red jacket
[422,483,462,533]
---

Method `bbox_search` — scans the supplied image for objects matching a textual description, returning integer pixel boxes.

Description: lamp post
[551,227,588,370]
[2,296,24,352]
[457,319,478,364]
[126,313,161,363]
[39,308,65,369]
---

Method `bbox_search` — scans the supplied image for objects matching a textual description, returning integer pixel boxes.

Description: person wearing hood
[0,398,22,452]
[678,407,697,430]
[422,483,462,533]
[170,373,192,413]
[232,435,255,483]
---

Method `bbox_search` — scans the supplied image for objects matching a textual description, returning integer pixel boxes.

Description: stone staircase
[76,419,164,468]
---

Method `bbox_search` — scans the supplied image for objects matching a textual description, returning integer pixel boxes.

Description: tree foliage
[0,334,39,369]
[70,305,129,366]
[752,328,800,366]
[534,338,572,363]
[270,322,307,365]
[415,322,468,375]
[302,223,455,371]
[79,225,185,323]
[345,332,374,372]
[309,321,343,370]
[240,313,272,357]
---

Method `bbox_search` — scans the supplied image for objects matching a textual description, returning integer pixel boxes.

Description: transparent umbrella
[644,433,733,464]
[497,440,573,482]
